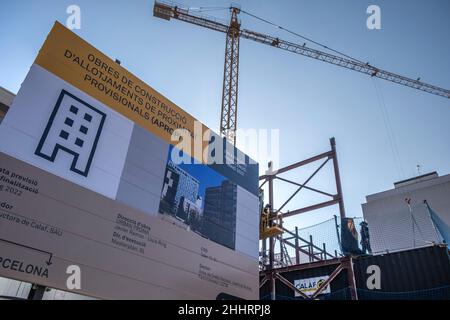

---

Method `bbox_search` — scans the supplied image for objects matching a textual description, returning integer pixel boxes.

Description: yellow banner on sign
[35,22,210,162]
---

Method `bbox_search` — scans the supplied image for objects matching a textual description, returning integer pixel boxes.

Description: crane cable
[168,0,229,13]
[240,9,366,64]
[372,78,405,180]
[240,8,408,180]
[188,6,230,13]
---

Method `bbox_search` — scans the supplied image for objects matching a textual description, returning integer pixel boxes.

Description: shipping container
[260,244,450,300]
[354,244,450,299]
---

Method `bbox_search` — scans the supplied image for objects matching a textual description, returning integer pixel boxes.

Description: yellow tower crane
[153,1,450,146]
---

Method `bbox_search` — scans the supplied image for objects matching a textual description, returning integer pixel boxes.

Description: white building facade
[362,172,450,253]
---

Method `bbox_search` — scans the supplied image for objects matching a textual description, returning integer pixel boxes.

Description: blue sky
[1,0,449,229]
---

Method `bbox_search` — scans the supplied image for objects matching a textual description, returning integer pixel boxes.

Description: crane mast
[153,1,450,145]
[221,7,240,145]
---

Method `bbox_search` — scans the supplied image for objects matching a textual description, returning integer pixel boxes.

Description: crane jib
[153,0,450,144]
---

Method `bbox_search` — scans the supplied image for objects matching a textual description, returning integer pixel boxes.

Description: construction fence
[260,202,447,270]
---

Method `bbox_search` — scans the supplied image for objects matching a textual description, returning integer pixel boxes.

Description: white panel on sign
[0,65,133,199]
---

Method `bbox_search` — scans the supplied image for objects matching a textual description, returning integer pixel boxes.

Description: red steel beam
[274,272,310,300]
[279,199,340,219]
[310,263,345,299]
[261,257,342,275]
[280,237,323,262]
[259,150,333,180]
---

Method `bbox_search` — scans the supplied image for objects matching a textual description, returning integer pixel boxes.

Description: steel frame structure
[259,138,358,300]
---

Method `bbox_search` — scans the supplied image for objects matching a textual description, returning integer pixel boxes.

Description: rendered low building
[0,87,14,124]
[362,172,450,253]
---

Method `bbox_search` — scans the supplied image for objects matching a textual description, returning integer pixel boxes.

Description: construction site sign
[0,22,259,299]
[294,276,331,297]
[35,22,209,162]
